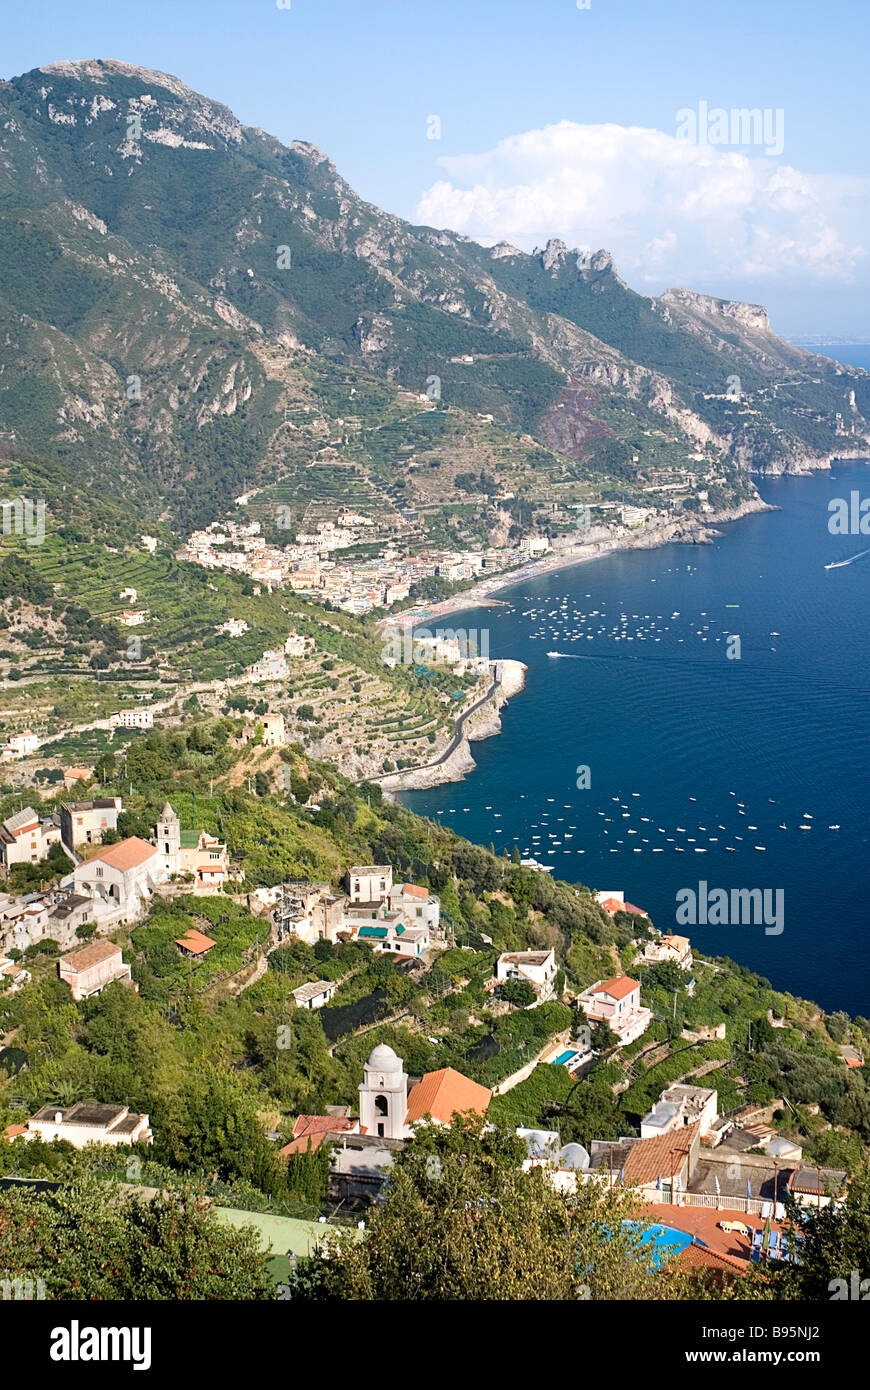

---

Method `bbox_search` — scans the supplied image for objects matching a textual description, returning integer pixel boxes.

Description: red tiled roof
[2,1124,26,1140]
[622,1123,699,1187]
[175,928,217,956]
[398,883,428,898]
[405,1067,492,1127]
[598,897,624,915]
[59,939,121,972]
[279,1115,356,1156]
[592,975,639,1002]
[90,837,157,872]
[669,1242,746,1276]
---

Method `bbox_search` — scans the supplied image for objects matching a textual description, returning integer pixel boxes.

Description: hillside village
[1,737,862,1292]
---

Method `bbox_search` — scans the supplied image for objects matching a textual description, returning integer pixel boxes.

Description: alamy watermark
[676,102,784,157]
[830,1271,870,1299]
[2,1275,46,1300]
[381,625,490,667]
[0,496,45,546]
[828,491,870,535]
[676,880,784,935]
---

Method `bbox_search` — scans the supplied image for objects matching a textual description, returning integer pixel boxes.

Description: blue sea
[400,347,870,1015]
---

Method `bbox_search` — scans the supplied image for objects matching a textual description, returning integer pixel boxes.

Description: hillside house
[641,1085,718,1140]
[58,939,133,1001]
[0,808,61,872]
[291,979,336,1010]
[576,976,653,1046]
[494,948,557,1002]
[1,732,38,760]
[347,865,393,906]
[60,798,121,850]
[644,934,693,970]
[23,1101,152,1149]
[112,709,154,729]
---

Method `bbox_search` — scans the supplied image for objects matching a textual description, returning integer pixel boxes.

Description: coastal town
[179,499,696,618]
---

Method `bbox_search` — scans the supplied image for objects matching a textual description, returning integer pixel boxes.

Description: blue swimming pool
[552,1049,577,1065]
[623,1221,705,1269]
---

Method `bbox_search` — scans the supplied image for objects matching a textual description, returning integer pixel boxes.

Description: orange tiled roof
[669,1242,746,1275]
[622,1123,700,1187]
[398,883,428,898]
[405,1067,492,1127]
[59,939,122,972]
[90,837,157,872]
[175,928,217,956]
[279,1115,356,1156]
[3,1124,26,1140]
[592,975,639,1002]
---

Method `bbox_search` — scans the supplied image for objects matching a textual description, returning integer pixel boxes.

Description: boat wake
[824,547,870,570]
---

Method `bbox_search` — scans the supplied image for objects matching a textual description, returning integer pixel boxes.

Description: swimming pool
[623,1221,705,1268]
[552,1049,578,1065]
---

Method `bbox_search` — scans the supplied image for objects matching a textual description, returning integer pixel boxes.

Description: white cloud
[415,120,867,287]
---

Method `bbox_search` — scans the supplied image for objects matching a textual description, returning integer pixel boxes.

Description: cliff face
[380,661,527,793]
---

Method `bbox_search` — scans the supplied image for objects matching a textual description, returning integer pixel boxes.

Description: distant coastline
[385,495,774,630]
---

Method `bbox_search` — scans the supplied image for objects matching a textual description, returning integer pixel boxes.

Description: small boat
[754,846,766,851]
[779,823,788,830]
[829,824,840,830]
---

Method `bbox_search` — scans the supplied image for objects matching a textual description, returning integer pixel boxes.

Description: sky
[3,0,869,338]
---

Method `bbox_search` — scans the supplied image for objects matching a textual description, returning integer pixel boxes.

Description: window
[96,867,103,879]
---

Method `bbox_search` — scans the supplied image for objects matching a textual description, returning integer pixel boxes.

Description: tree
[501,978,538,1008]
[768,1163,870,1300]
[286,1118,667,1300]
[0,1176,271,1300]
[590,1018,619,1052]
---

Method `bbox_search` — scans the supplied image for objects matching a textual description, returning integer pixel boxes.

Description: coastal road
[361,664,502,784]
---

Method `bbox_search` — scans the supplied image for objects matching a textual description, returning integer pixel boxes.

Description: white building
[347,865,393,906]
[69,837,163,927]
[2,731,39,759]
[576,976,653,1047]
[23,1101,152,1149]
[495,948,558,1002]
[643,934,693,970]
[387,882,440,931]
[291,979,337,1011]
[112,708,154,729]
[246,649,289,682]
[0,808,60,871]
[640,1085,718,1140]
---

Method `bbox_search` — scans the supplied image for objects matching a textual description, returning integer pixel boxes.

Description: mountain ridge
[0,58,866,534]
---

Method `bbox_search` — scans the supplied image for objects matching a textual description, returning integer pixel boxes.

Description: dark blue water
[401,370,870,1014]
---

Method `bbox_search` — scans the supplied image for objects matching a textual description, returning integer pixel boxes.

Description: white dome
[367,1043,401,1069]
[559,1143,590,1170]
